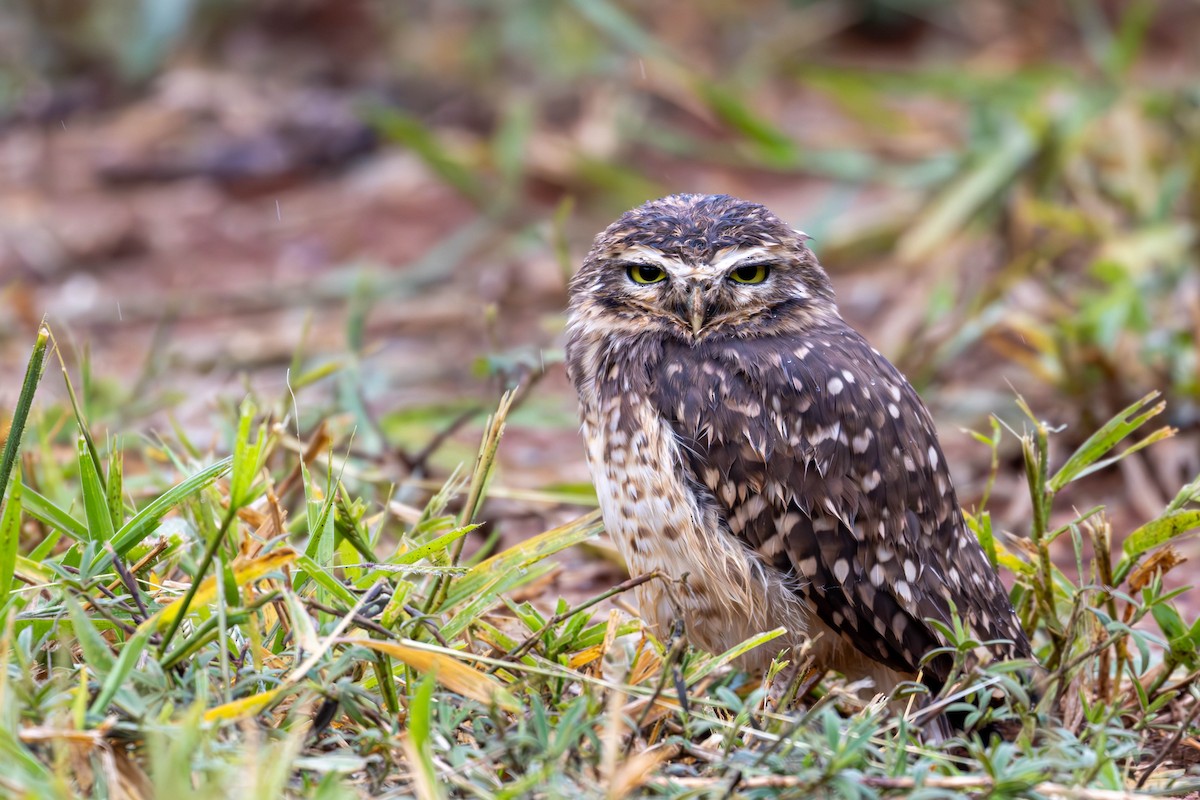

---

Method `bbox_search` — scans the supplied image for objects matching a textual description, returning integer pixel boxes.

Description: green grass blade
[91,456,233,571]
[87,618,154,722]
[1123,510,1200,558]
[77,433,113,544]
[294,553,359,607]
[459,390,516,530]
[1048,392,1165,491]
[393,524,479,567]
[14,554,51,584]
[694,82,799,166]
[105,444,124,533]
[569,0,667,59]
[685,627,787,686]
[22,486,89,542]
[440,562,558,640]
[403,669,447,800]
[367,107,485,204]
[0,468,21,606]
[438,511,601,612]
[0,324,49,504]
[64,596,116,674]
[229,399,266,508]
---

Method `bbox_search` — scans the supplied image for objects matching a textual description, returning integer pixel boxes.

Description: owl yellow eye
[628,264,667,284]
[730,264,770,284]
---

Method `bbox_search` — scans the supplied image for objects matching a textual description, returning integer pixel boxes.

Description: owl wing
[651,323,1029,687]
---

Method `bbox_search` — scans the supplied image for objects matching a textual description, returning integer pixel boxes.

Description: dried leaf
[1127,546,1186,592]
[154,548,296,629]
[338,638,520,713]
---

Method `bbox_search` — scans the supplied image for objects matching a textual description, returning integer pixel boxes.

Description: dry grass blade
[336,637,521,712]
[154,548,297,630]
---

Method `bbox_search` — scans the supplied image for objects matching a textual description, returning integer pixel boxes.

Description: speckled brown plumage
[565,193,1030,704]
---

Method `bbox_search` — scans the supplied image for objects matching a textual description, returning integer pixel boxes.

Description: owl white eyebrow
[615,246,680,268]
[709,246,777,273]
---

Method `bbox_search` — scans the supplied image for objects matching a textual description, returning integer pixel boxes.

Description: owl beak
[689,286,705,334]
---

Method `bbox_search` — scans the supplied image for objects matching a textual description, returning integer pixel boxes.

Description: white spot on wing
[810,421,841,445]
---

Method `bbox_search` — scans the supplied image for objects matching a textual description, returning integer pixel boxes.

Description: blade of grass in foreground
[0,469,21,606]
[90,456,233,572]
[340,637,521,712]
[21,488,90,543]
[154,548,297,631]
[0,323,50,504]
[87,617,155,722]
[77,433,113,544]
[402,669,447,800]
[1048,391,1169,490]
[437,511,603,641]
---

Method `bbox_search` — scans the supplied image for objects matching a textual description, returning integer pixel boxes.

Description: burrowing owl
[565,193,1030,708]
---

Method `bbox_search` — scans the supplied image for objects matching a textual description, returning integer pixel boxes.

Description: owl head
[568,194,838,342]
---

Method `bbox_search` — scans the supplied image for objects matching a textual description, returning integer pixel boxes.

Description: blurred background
[1,0,1198,596]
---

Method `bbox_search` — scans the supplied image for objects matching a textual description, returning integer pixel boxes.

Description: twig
[399,407,481,478]
[402,604,452,648]
[1135,692,1200,789]
[302,597,397,640]
[66,587,139,638]
[107,545,149,622]
[104,538,169,595]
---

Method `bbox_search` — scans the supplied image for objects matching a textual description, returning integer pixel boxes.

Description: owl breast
[573,334,814,669]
